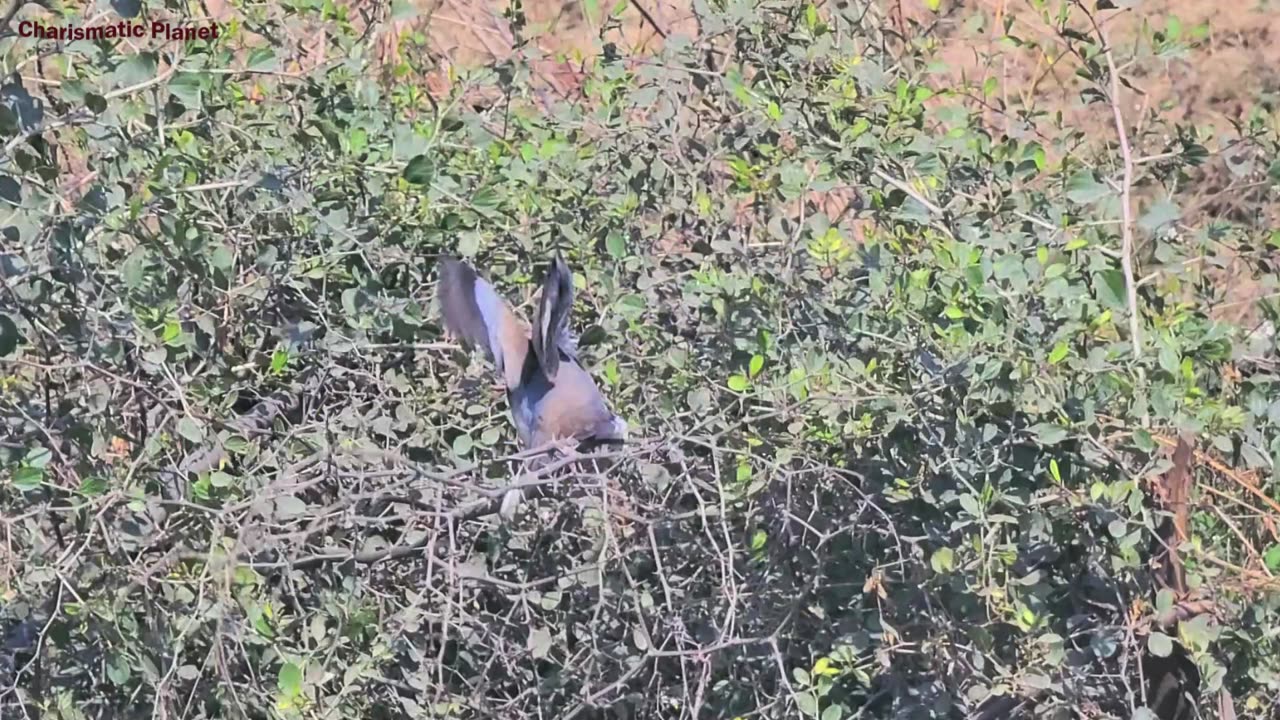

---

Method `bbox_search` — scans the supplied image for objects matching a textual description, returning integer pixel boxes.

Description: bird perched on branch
[436,254,627,517]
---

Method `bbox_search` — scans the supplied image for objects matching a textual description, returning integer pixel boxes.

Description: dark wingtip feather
[437,256,494,362]
[533,254,574,379]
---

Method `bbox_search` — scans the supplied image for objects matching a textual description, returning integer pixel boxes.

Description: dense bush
[2,0,1278,718]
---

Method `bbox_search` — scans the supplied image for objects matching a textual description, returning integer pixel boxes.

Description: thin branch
[1097,23,1143,358]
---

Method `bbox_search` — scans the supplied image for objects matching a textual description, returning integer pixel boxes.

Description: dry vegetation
[2,0,1279,718]
[398,0,1280,325]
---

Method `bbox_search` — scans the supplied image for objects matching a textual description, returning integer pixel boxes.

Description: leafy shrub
[1,0,1278,718]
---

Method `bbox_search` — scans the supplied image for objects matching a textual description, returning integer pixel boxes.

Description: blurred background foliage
[1,0,1279,717]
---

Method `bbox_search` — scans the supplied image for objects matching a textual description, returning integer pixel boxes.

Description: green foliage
[1,0,1279,718]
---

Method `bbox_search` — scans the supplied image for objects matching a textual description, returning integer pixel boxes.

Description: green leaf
[122,247,150,289]
[161,321,183,345]
[452,434,474,457]
[210,244,234,272]
[1030,423,1068,445]
[80,476,108,496]
[391,0,419,20]
[270,349,290,374]
[168,73,204,108]
[247,47,279,72]
[527,626,553,659]
[403,154,436,185]
[275,495,307,518]
[605,231,627,258]
[727,374,750,392]
[795,690,819,717]
[1133,428,1156,452]
[1264,545,1280,572]
[347,127,368,155]
[106,656,131,685]
[277,662,303,697]
[615,294,647,320]
[1179,613,1218,649]
[1047,341,1069,364]
[114,52,158,88]
[26,447,51,469]
[930,547,955,573]
[1094,269,1128,310]
[1147,632,1173,658]
[1138,200,1180,233]
[632,624,650,651]
[749,354,765,378]
[1029,144,1047,170]
[12,466,43,491]
[447,234,478,261]
[471,187,501,214]
[1065,171,1109,204]
[176,416,206,443]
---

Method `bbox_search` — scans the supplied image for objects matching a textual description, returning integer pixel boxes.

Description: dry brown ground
[399,0,1280,120]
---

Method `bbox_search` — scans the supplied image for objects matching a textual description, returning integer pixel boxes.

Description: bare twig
[1095,20,1144,358]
